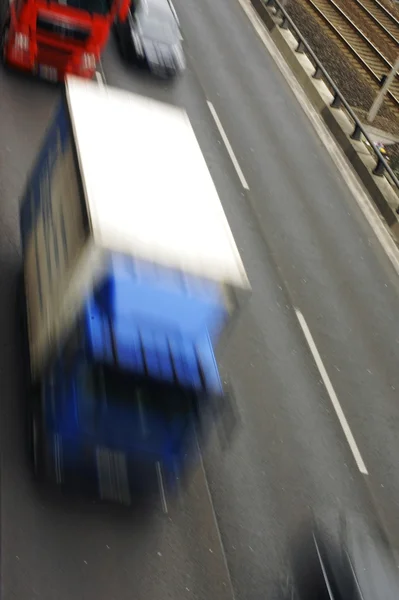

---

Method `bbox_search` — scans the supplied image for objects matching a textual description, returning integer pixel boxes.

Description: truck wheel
[27,386,45,481]
[0,20,10,65]
[115,21,131,62]
[29,410,45,481]
[16,268,33,390]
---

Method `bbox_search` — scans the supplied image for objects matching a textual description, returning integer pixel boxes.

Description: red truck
[0,0,130,81]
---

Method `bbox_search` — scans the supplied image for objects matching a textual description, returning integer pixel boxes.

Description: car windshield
[57,0,111,16]
[135,2,178,44]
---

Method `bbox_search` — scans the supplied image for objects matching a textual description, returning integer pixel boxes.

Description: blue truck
[18,76,251,504]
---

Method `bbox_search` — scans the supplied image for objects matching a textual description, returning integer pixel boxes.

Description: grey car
[290,514,399,600]
[114,0,185,78]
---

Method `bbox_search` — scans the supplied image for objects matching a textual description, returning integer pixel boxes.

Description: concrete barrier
[250,0,399,243]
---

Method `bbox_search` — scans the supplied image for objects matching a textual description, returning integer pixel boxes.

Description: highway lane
[168,0,399,547]
[0,12,398,600]
[103,33,398,596]
[0,70,235,600]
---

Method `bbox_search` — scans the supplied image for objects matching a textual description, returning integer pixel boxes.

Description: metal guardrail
[264,0,399,193]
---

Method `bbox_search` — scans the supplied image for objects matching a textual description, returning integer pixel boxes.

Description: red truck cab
[0,0,130,80]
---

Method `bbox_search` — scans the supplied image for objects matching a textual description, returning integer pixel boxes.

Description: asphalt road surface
[1,0,399,597]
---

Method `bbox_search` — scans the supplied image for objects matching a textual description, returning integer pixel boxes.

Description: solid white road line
[295,308,368,475]
[313,533,335,600]
[196,440,238,600]
[207,100,250,190]
[234,0,399,277]
[95,70,105,86]
[96,58,107,86]
[156,461,169,514]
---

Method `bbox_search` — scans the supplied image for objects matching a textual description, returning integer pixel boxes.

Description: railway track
[358,0,399,42]
[301,0,399,109]
[348,0,399,59]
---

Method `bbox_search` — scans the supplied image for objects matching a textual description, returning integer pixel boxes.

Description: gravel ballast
[284,0,399,170]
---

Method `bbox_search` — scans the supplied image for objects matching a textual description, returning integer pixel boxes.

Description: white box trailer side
[20,77,250,379]
[20,97,106,378]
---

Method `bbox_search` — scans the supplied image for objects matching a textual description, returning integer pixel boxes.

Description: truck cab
[1,0,130,80]
[29,254,229,502]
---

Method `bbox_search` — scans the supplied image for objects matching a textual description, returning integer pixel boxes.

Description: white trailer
[20,75,251,379]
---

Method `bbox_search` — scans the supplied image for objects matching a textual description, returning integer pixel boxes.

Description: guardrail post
[367,55,399,124]
[373,158,385,176]
[350,123,362,141]
[296,39,306,53]
[330,92,342,109]
[313,65,323,79]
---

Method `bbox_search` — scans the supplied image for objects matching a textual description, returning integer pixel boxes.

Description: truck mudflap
[95,446,132,505]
